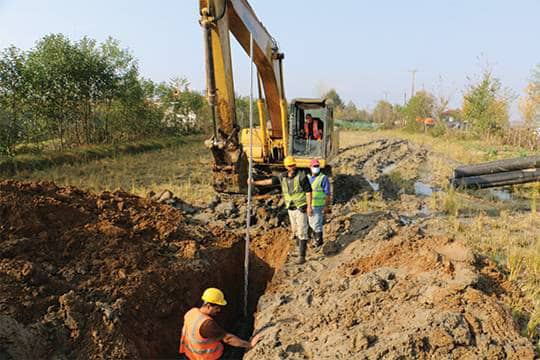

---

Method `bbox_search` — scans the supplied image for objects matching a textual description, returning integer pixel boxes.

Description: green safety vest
[311,174,327,207]
[281,173,307,209]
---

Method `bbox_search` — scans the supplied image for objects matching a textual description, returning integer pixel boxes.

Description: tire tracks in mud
[245,137,535,360]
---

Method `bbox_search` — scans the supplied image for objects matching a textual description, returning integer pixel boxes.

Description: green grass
[6,134,214,204]
[0,136,188,175]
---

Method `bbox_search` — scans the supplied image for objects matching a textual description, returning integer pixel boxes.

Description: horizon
[1,0,539,121]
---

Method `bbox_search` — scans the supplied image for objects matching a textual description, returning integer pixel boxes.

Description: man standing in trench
[251,156,313,264]
[179,288,260,359]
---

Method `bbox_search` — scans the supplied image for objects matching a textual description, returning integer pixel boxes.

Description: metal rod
[244,33,254,318]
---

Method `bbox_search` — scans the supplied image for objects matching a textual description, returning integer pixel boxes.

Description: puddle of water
[367,180,380,191]
[382,163,397,174]
[489,188,512,201]
[414,181,433,197]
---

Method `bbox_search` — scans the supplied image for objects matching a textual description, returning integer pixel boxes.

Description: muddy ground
[0,135,536,359]
[247,138,535,359]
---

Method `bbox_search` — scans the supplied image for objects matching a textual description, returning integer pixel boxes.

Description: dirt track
[0,135,536,359]
[247,138,535,359]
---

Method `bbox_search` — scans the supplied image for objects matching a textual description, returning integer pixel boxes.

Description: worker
[251,156,313,264]
[308,159,331,248]
[179,288,260,359]
[304,114,322,140]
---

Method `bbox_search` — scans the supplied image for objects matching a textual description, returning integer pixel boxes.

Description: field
[4,135,215,204]
[2,129,540,358]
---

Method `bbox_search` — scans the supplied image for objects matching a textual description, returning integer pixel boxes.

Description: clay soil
[0,134,537,359]
[0,180,288,359]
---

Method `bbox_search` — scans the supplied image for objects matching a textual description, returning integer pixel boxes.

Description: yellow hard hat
[283,156,296,167]
[201,288,227,306]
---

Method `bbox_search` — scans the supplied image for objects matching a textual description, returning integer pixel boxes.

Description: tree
[336,101,356,121]
[461,70,511,136]
[372,100,398,128]
[401,90,436,131]
[322,89,344,110]
[0,46,28,155]
[519,64,540,127]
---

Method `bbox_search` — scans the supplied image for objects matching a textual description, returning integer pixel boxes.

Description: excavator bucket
[206,139,248,193]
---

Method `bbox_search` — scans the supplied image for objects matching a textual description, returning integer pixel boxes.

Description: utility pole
[409,69,417,98]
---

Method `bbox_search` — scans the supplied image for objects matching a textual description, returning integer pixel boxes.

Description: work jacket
[281,173,308,209]
[179,308,224,360]
[310,173,328,207]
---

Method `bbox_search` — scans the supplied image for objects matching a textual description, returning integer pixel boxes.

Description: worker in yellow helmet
[179,288,261,359]
[251,156,313,264]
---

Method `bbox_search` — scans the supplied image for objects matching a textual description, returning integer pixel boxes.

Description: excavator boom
[199,0,287,192]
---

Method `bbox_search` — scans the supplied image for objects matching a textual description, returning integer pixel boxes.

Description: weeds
[8,135,214,204]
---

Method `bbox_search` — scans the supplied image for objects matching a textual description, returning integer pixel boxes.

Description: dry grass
[342,130,540,341]
[10,135,215,204]
[449,212,540,338]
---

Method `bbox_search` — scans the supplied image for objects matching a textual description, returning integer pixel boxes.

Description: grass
[341,129,540,342]
[0,137,187,175]
[6,134,215,204]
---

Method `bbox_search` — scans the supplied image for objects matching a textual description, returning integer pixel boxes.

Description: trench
[128,229,291,359]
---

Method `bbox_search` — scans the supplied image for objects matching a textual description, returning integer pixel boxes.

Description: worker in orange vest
[304,114,323,140]
[179,288,261,359]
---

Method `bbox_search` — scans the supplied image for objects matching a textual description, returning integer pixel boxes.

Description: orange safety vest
[179,308,224,360]
[304,120,321,140]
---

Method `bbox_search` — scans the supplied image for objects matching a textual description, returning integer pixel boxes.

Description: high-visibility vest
[304,120,321,140]
[281,173,307,209]
[311,174,327,207]
[179,308,224,360]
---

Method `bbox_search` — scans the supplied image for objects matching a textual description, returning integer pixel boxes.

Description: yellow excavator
[199,0,339,193]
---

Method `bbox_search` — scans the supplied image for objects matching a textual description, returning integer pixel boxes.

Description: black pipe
[451,168,540,189]
[454,156,540,178]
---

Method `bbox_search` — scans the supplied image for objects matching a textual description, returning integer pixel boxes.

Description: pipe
[451,168,540,189]
[201,9,219,141]
[454,156,540,178]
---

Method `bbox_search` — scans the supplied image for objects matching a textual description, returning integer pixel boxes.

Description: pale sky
[1,0,539,120]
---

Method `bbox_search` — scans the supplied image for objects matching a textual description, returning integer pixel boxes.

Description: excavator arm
[199,0,288,193]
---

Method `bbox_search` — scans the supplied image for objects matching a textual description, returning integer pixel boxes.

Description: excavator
[198,0,339,193]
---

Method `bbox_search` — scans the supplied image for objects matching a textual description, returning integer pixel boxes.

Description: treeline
[0,34,210,156]
[329,66,540,147]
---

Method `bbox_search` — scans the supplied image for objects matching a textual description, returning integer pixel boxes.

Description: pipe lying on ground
[453,156,540,178]
[451,168,540,189]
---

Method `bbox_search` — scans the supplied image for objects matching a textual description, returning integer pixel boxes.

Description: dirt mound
[0,180,286,359]
[245,136,535,359]
[246,217,534,359]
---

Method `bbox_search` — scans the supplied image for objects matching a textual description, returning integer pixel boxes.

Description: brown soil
[246,137,536,359]
[1,135,536,359]
[0,180,288,359]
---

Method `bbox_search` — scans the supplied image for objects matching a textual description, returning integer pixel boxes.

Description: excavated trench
[0,181,291,359]
[148,230,291,359]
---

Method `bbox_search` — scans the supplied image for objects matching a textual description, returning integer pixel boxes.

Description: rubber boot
[314,232,323,248]
[296,240,307,264]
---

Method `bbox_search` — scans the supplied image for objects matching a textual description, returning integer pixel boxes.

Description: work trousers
[288,208,308,241]
[308,206,324,233]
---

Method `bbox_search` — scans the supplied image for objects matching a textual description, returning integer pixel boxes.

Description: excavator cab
[288,98,338,171]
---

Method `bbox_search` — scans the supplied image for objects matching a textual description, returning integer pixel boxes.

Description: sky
[1,0,539,120]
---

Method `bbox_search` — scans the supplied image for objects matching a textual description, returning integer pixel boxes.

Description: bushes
[0,35,206,156]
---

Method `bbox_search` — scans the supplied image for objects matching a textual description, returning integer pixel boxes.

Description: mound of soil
[247,216,535,359]
[0,180,276,359]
